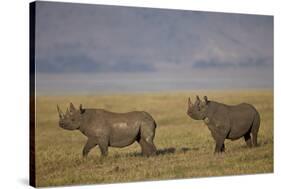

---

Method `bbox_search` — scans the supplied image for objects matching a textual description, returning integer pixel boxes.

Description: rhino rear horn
[66,107,70,115]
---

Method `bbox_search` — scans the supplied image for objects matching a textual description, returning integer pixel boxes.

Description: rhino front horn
[188,97,192,107]
[57,104,64,118]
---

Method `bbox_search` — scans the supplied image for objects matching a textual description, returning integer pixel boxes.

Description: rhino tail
[153,120,157,128]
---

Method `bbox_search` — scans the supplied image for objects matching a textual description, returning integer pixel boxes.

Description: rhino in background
[57,103,157,157]
[187,96,260,153]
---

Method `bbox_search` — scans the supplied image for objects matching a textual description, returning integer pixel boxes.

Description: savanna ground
[35,90,273,187]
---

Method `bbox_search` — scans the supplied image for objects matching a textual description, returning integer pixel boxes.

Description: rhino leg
[210,127,227,154]
[139,138,156,156]
[221,143,225,152]
[98,138,109,156]
[251,113,260,147]
[244,133,252,148]
[252,132,258,147]
[98,145,108,156]
[214,137,225,153]
[82,139,97,157]
[139,122,157,156]
[214,143,224,153]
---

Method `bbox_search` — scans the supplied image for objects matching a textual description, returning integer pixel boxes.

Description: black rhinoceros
[57,103,157,157]
[187,96,260,153]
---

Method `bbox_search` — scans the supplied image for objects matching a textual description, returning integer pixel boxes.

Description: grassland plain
[35,90,273,187]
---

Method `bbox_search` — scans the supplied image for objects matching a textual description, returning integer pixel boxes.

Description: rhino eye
[71,118,75,121]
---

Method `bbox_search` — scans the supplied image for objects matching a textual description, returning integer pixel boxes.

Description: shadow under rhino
[128,147,199,157]
[129,147,176,157]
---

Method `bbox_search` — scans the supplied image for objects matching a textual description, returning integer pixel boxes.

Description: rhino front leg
[211,125,229,154]
[98,144,108,156]
[214,137,225,154]
[98,138,109,157]
[82,139,97,157]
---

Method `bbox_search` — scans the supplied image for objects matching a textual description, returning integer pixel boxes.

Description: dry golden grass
[35,90,273,187]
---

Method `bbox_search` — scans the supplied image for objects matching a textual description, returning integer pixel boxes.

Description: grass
[35,90,273,187]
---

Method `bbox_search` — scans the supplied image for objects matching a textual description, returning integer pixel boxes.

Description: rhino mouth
[203,117,210,124]
[187,110,193,116]
[59,123,65,128]
[59,122,80,130]
[187,111,206,121]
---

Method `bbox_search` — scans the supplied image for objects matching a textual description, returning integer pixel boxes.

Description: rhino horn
[66,108,70,115]
[57,104,64,118]
[188,97,193,107]
[70,102,76,112]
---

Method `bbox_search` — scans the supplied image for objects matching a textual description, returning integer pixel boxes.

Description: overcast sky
[35,1,273,95]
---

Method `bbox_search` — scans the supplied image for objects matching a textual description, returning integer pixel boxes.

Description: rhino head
[187,95,209,120]
[57,103,85,130]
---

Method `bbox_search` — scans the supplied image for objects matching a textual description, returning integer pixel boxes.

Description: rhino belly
[109,122,140,147]
[227,118,254,140]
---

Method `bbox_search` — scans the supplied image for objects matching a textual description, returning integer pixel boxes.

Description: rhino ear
[70,102,76,112]
[204,96,209,104]
[79,104,85,114]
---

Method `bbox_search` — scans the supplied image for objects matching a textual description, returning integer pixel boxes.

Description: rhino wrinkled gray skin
[187,96,260,153]
[57,103,157,157]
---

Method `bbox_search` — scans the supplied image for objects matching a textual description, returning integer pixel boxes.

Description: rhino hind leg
[139,138,156,156]
[251,113,260,147]
[138,122,157,156]
[252,133,258,147]
[244,133,252,148]
[221,143,225,152]
[214,143,224,153]
[214,138,225,153]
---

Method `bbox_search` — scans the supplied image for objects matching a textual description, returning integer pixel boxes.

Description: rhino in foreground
[187,96,260,153]
[57,103,157,157]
